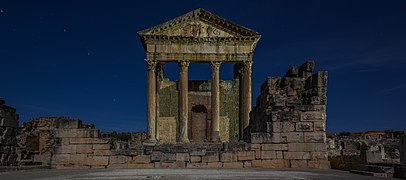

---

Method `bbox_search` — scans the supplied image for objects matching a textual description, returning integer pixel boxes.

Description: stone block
[243,161,252,168]
[93,144,111,150]
[304,132,326,143]
[55,145,76,154]
[220,152,237,162]
[53,154,70,164]
[255,150,261,159]
[271,122,295,133]
[127,163,154,168]
[93,150,113,156]
[307,160,331,169]
[282,132,304,143]
[290,160,308,168]
[202,152,219,163]
[261,144,288,151]
[295,122,314,131]
[186,162,207,168]
[276,151,283,159]
[301,112,325,121]
[56,129,99,138]
[76,145,93,154]
[288,143,316,152]
[311,152,328,160]
[237,151,255,161]
[223,162,244,168]
[294,105,325,112]
[70,154,88,164]
[280,111,300,122]
[151,152,176,162]
[55,119,82,129]
[155,162,184,168]
[261,151,276,159]
[250,133,272,144]
[401,135,406,165]
[249,143,261,150]
[176,153,190,162]
[0,117,18,127]
[283,152,310,160]
[69,138,109,144]
[132,155,151,164]
[190,155,202,162]
[207,162,223,168]
[110,156,127,164]
[314,122,326,131]
[87,156,109,166]
[252,159,289,168]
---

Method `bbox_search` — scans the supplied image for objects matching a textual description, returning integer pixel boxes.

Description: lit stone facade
[138,8,260,143]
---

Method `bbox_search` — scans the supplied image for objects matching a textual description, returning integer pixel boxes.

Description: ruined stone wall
[401,135,405,166]
[0,99,18,165]
[250,61,330,169]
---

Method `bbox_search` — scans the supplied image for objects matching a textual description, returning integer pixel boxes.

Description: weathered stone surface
[110,156,127,164]
[304,132,326,143]
[401,135,406,165]
[237,151,255,161]
[131,155,150,164]
[207,162,222,168]
[261,151,277,159]
[283,152,310,160]
[220,152,237,162]
[186,162,207,168]
[176,153,190,162]
[252,159,289,168]
[76,145,93,154]
[290,160,308,168]
[190,155,202,163]
[296,122,314,132]
[127,163,154,168]
[93,144,111,150]
[261,144,288,151]
[307,160,330,169]
[223,162,243,168]
[202,152,219,163]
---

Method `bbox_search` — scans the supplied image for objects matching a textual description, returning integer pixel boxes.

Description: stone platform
[0,168,395,180]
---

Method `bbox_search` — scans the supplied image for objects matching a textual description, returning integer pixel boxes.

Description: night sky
[1,1,406,132]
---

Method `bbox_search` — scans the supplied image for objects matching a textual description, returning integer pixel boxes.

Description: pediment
[138,8,259,38]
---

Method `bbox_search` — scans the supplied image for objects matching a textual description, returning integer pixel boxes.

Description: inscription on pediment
[157,21,235,38]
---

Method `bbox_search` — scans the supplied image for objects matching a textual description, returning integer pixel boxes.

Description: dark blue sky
[1,0,405,132]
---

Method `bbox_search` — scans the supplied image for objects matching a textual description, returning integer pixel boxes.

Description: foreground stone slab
[0,168,386,180]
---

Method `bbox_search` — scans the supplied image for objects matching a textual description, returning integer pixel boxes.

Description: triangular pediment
[138,8,259,38]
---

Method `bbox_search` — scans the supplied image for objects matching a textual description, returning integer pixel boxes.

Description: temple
[138,8,260,143]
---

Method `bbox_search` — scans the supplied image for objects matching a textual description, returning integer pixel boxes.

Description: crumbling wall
[0,99,19,165]
[249,61,330,169]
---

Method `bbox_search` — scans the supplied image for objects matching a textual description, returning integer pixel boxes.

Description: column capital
[145,59,157,71]
[178,60,190,72]
[241,61,253,75]
[210,61,221,69]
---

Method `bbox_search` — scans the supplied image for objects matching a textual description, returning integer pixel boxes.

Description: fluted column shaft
[178,61,190,143]
[146,59,157,143]
[211,61,221,142]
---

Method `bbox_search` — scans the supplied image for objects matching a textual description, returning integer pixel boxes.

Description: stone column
[146,58,157,143]
[178,61,190,143]
[211,61,221,142]
[240,61,252,140]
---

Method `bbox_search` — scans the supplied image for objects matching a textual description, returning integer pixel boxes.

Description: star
[0,10,4,13]
[87,52,91,56]
[63,29,67,33]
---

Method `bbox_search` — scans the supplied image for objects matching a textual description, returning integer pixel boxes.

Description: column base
[143,138,157,145]
[211,131,221,142]
[178,137,190,143]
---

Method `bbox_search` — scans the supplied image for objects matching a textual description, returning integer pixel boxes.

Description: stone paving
[0,168,396,180]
